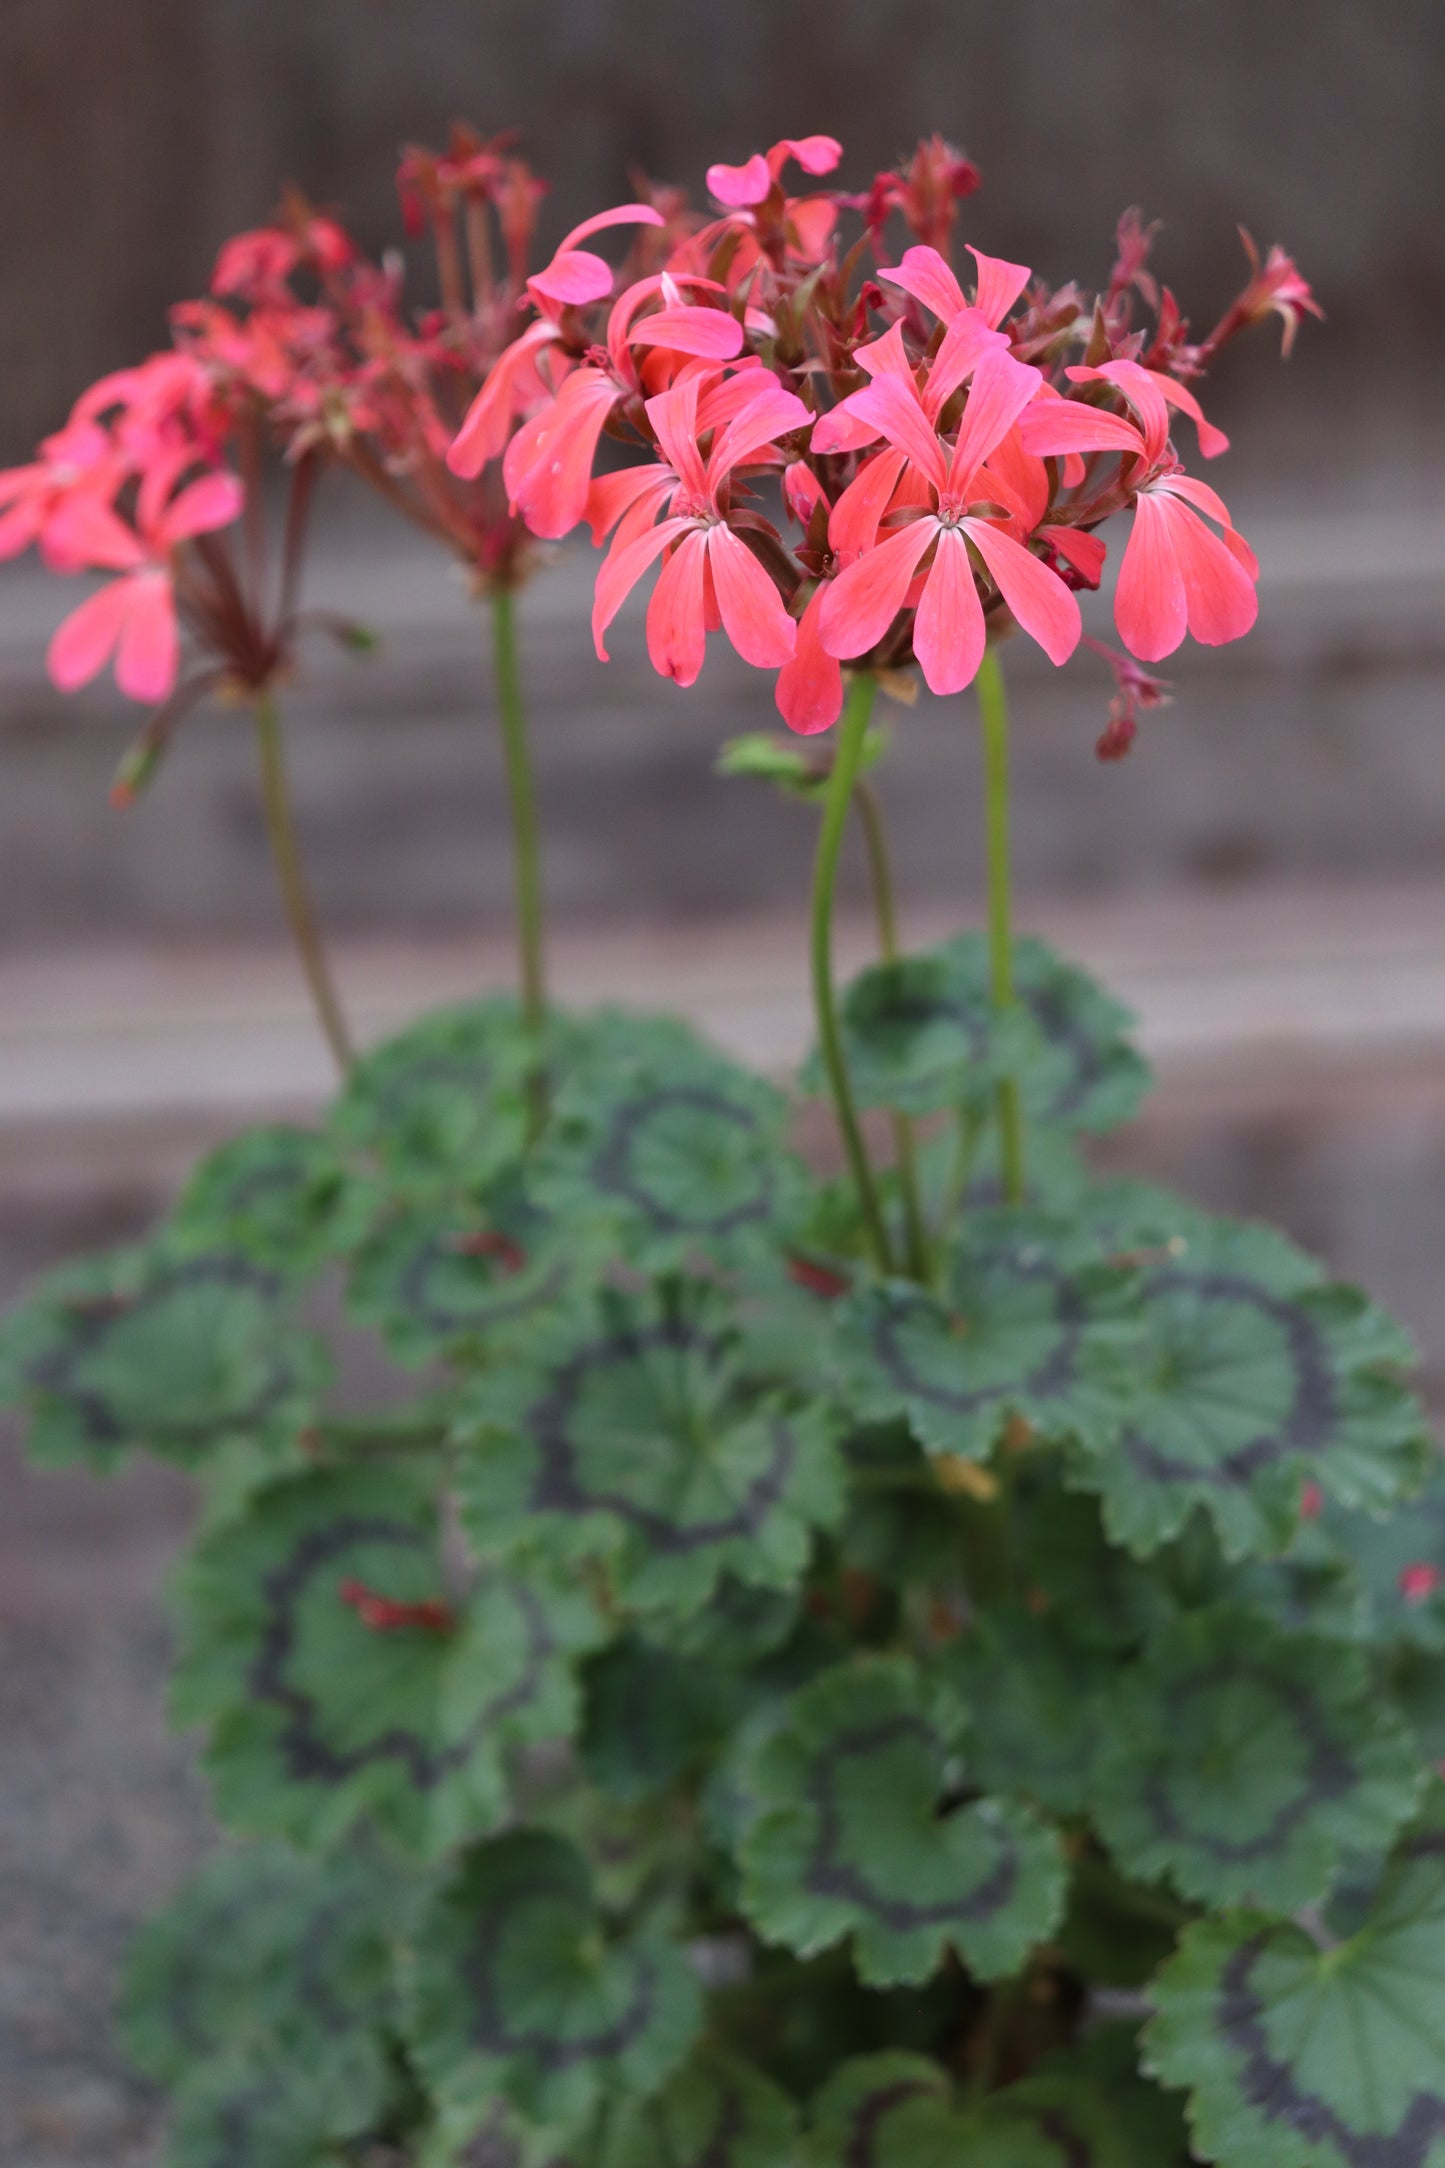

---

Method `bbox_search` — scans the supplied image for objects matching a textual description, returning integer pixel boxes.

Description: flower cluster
[452,138,1315,738]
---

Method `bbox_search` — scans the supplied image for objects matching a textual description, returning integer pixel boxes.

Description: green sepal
[119,1840,402,2097]
[453,1275,843,1618]
[330,997,534,1189]
[402,1829,701,2137]
[1065,1207,1431,1560]
[736,1656,1067,1985]
[171,1124,370,1277]
[831,1210,1139,1463]
[1092,1605,1424,1908]
[0,1239,327,1482]
[1145,1848,1445,2168]
[171,1462,605,1857]
[596,2047,799,2167]
[716,725,886,802]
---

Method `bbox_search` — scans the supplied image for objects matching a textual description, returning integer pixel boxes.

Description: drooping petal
[1153,474,1259,577]
[844,375,949,495]
[528,248,617,306]
[1042,526,1108,586]
[947,349,1044,500]
[877,244,966,322]
[706,383,812,489]
[448,322,560,477]
[553,203,668,256]
[967,246,1032,327]
[912,526,986,694]
[1151,490,1259,648]
[1066,360,1170,467]
[963,519,1081,666]
[1114,491,1187,661]
[776,584,843,735]
[1153,374,1230,459]
[592,515,697,659]
[503,368,619,539]
[46,576,134,691]
[155,471,245,546]
[646,528,710,684]
[705,523,797,669]
[773,135,844,179]
[114,568,179,702]
[628,304,744,360]
[828,448,908,562]
[819,516,937,660]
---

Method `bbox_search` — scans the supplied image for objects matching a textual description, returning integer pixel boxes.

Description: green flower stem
[854,778,931,1283]
[253,691,353,1076]
[811,674,894,1274]
[489,586,549,1134]
[976,646,1025,1205]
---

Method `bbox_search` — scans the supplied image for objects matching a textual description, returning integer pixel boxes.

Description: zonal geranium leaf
[1066,1210,1431,1560]
[454,1276,842,1618]
[535,1033,807,1268]
[814,934,1149,1132]
[1306,1459,1445,1656]
[581,1636,746,1803]
[172,1125,368,1276]
[831,1210,1139,1463]
[1145,1847,1445,2168]
[596,2048,798,2167]
[805,2052,961,2165]
[1093,1607,1424,1909]
[345,1176,584,1367]
[736,1656,1066,1985]
[0,1241,327,1481]
[947,1604,1109,1816]
[120,1841,400,2100]
[172,1464,604,1856]
[331,998,534,1189]
[160,2049,392,2168]
[404,1829,701,2137]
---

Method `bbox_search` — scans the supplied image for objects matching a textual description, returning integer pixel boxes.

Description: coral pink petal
[629,306,744,360]
[1043,526,1108,586]
[646,528,710,684]
[448,324,559,477]
[810,400,884,456]
[1016,401,1145,459]
[585,463,675,546]
[0,498,42,560]
[877,245,966,322]
[44,496,147,572]
[828,449,908,562]
[787,197,839,260]
[925,311,1006,416]
[776,585,844,735]
[1069,360,1171,467]
[707,154,772,207]
[964,520,1081,665]
[557,204,667,254]
[846,376,948,494]
[529,248,616,306]
[592,515,697,659]
[1155,474,1260,577]
[706,384,812,487]
[778,135,843,177]
[504,370,618,539]
[1156,492,1260,647]
[644,378,711,502]
[115,570,179,702]
[784,461,827,525]
[947,350,1043,499]
[706,524,797,669]
[47,578,132,691]
[979,427,1049,532]
[157,471,244,544]
[1156,375,1230,458]
[1115,493,1187,661]
[819,516,936,659]
[967,247,1032,327]
[913,528,986,695]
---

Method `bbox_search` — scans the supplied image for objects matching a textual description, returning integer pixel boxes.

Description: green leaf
[946,1604,1109,1815]
[172,1464,604,1856]
[804,2052,960,2165]
[404,1830,701,2136]
[345,1176,586,1367]
[1145,1848,1445,2168]
[160,2050,388,2168]
[813,934,1149,1130]
[736,1656,1066,1985]
[1093,1606,1423,1908]
[597,2048,799,2167]
[534,1033,807,1269]
[331,998,534,1188]
[0,1241,327,1480]
[171,1125,368,1275]
[1307,1459,1445,1656]
[580,1636,745,1802]
[120,1842,399,2097]
[413,2100,575,2168]
[454,1276,842,1618]
[831,1210,1139,1463]
[1066,1210,1431,1560]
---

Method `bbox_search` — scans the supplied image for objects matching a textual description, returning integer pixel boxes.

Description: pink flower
[1228,230,1324,357]
[705,137,842,208]
[1400,1562,1443,1606]
[526,203,666,308]
[590,372,808,685]
[818,346,1082,695]
[0,418,119,569]
[46,470,243,704]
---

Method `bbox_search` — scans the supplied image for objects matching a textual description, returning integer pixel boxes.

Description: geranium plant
[6,124,1444,2168]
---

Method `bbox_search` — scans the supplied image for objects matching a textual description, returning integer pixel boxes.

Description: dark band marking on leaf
[841,2078,943,2168]
[1125,1268,1337,1488]
[804,1715,1018,1930]
[869,1257,1083,1416]
[1022,984,1105,1124]
[1139,1656,1356,1865]
[1031,2106,1093,2168]
[29,1255,290,1446]
[527,1319,799,1553]
[462,1866,660,2070]
[1218,1934,1445,2168]
[590,1085,774,1236]
[394,1233,566,1337]
[251,1518,553,1788]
